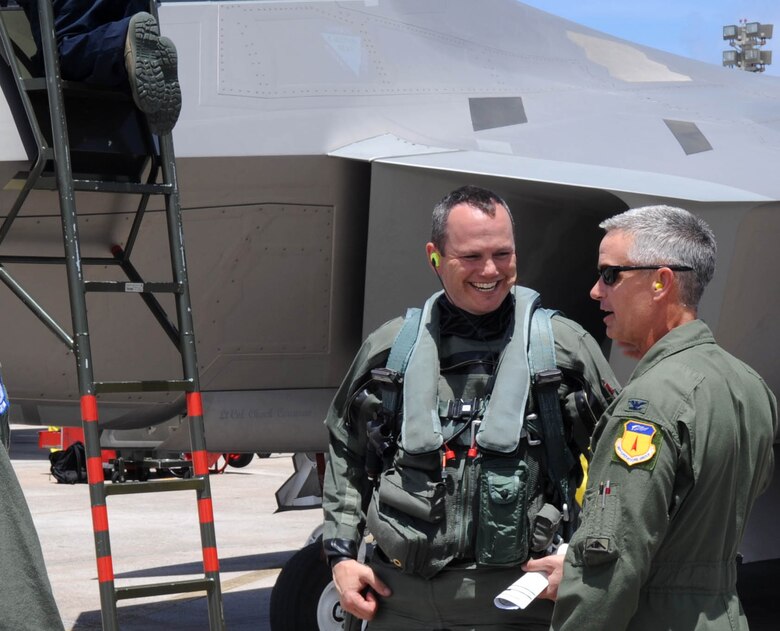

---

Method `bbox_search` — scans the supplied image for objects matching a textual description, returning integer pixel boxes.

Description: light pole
[723,20,773,72]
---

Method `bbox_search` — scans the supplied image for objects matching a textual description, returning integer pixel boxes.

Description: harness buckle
[371,367,403,387]
[534,368,562,388]
[523,413,543,446]
[446,397,482,420]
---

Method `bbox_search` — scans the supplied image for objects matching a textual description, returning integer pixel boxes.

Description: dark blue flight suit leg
[20,0,148,84]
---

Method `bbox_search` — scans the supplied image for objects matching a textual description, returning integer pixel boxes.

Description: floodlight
[722,21,773,71]
[746,22,773,39]
[722,50,738,66]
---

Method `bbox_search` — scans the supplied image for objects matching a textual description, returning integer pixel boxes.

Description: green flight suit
[553,319,777,631]
[322,291,618,629]
[0,366,65,631]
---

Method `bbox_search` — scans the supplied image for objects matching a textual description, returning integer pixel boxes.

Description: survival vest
[365,286,576,577]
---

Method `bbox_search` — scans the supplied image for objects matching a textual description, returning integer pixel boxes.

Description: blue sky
[521,0,780,76]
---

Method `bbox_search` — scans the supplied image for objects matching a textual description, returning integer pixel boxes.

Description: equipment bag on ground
[49,441,88,484]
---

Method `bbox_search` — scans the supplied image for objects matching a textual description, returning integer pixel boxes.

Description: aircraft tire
[225,452,254,468]
[269,539,345,631]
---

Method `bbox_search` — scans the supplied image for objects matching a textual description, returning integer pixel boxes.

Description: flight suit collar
[630,319,715,382]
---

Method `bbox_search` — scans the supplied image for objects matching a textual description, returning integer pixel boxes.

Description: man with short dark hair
[529,205,777,630]
[322,185,618,629]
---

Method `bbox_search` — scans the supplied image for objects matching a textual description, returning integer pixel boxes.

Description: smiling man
[322,185,618,629]
[534,205,777,630]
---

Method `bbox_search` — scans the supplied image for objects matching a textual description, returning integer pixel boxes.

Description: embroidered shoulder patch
[613,420,661,468]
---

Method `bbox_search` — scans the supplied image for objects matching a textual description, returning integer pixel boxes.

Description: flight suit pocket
[476,457,529,566]
[573,483,620,567]
[376,467,445,523]
[366,493,430,576]
[365,467,447,577]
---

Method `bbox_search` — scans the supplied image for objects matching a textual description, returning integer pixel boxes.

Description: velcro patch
[625,398,648,414]
[613,420,661,469]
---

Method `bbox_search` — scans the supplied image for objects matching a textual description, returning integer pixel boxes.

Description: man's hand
[332,559,392,621]
[521,554,565,601]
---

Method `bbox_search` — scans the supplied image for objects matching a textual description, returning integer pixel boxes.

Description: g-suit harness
[358,287,590,578]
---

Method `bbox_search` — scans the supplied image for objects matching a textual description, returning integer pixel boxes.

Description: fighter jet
[0,2,778,625]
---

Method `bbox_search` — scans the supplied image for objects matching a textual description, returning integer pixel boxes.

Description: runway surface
[10,425,780,630]
[10,426,322,630]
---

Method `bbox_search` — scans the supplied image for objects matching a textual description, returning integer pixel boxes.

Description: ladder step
[94,379,192,394]
[104,477,205,497]
[21,77,131,100]
[11,173,173,195]
[85,281,181,294]
[115,578,215,601]
[72,179,174,195]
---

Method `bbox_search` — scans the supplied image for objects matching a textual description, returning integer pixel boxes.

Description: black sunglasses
[597,265,694,286]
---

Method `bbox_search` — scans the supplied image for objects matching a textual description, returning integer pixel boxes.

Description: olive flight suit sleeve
[321,318,402,565]
[0,431,65,630]
[551,404,681,629]
[0,365,64,629]
[551,315,620,424]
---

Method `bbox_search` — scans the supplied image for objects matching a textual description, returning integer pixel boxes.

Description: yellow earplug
[430,252,441,268]
[654,281,664,290]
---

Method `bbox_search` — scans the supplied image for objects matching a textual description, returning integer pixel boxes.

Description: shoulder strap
[386,307,422,375]
[529,308,575,520]
[373,306,423,423]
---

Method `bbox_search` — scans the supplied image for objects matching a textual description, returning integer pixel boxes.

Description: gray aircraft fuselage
[0,0,778,561]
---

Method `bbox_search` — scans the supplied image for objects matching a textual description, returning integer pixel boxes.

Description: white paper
[493,543,568,610]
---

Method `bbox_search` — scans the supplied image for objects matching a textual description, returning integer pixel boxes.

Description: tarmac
[9,425,322,631]
[10,425,780,630]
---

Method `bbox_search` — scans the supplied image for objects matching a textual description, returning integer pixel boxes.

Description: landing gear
[224,452,254,468]
[269,539,345,631]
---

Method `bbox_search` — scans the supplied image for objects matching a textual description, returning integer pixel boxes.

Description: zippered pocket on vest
[476,456,529,566]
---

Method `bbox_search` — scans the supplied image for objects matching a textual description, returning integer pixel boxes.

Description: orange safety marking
[186,391,203,417]
[197,498,214,524]
[87,456,104,483]
[192,450,209,476]
[202,546,219,573]
[81,395,98,422]
[91,505,109,532]
[96,555,114,583]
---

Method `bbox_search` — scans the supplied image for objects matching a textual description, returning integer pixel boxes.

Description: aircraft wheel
[224,452,254,468]
[269,539,344,630]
